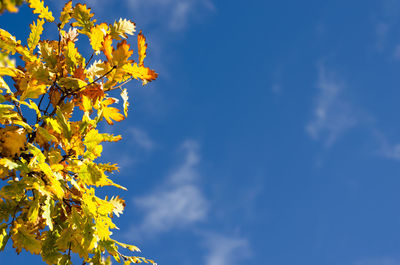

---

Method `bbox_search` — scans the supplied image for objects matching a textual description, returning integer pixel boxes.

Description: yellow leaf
[101,98,124,125]
[42,196,53,230]
[89,23,108,51]
[97,163,119,173]
[0,223,9,251]
[81,94,92,112]
[63,41,85,74]
[0,126,26,157]
[0,29,35,63]
[109,18,136,40]
[84,129,103,159]
[27,198,40,223]
[37,126,57,143]
[0,66,23,77]
[102,34,113,62]
[50,163,63,172]
[112,39,133,67]
[11,222,42,255]
[0,0,22,13]
[60,1,73,29]
[27,0,54,22]
[123,63,158,84]
[58,77,87,90]
[137,31,147,67]
[115,240,140,252]
[45,117,62,134]
[46,173,64,199]
[95,215,115,240]
[71,3,95,34]
[38,41,58,69]
[20,79,47,100]
[27,19,44,51]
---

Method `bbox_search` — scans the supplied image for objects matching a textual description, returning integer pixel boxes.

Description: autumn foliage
[0,0,157,264]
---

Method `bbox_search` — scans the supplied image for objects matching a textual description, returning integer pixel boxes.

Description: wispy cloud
[372,129,400,161]
[373,0,400,52]
[128,127,155,152]
[203,233,250,265]
[130,140,207,237]
[306,64,358,147]
[80,0,214,32]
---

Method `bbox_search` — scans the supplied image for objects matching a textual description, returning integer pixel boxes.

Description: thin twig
[68,242,72,259]
[85,52,95,68]
[108,77,134,91]
[12,101,26,122]
[76,65,117,92]
[37,94,45,110]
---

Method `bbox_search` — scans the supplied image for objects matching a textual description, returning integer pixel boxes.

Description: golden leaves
[112,40,133,67]
[59,1,73,29]
[64,40,85,74]
[102,35,113,62]
[0,0,24,13]
[27,19,44,51]
[123,63,158,84]
[100,98,125,125]
[138,31,147,66]
[89,23,108,52]
[0,1,158,264]
[27,0,54,22]
[0,126,26,157]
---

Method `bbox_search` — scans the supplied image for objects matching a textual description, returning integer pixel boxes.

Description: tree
[0,0,158,264]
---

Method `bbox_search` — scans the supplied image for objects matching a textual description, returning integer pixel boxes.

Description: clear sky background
[2,0,400,265]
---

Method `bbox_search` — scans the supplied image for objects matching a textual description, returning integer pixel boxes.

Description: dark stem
[85,52,95,68]
[76,65,117,92]
[12,101,26,122]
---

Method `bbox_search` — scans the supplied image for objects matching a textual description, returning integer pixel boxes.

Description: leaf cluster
[0,0,157,264]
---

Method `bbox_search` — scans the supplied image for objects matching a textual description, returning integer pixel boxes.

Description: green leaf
[71,3,95,34]
[41,230,63,264]
[11,222,42,254]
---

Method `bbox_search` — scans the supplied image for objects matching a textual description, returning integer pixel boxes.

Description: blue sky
[3,0,400,265]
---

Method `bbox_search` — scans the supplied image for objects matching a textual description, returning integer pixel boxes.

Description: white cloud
[130,140,207,237]
[373,0,400,52]
[306,65,357,147]
[128,127,155,152]
[373,129,400,161]
[203,233,250,265]
[134,184,207,233]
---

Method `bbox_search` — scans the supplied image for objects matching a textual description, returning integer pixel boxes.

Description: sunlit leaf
[109,18,135,40]
[27,19,45,51]
[27,0,54,22]
[137,31,147,67]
